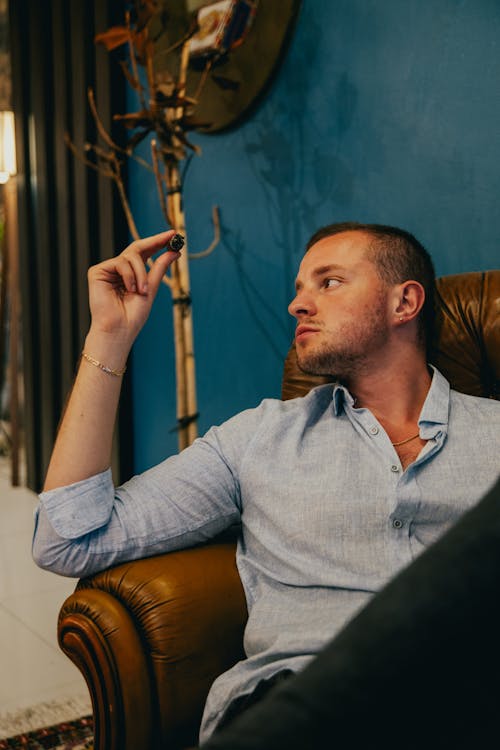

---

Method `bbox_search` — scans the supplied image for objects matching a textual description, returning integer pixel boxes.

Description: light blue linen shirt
[33,368,500,741]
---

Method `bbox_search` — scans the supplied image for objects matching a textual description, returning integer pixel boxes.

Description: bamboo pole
[166,168,191,450]
[165,40,198,450]
[81,25,207,453]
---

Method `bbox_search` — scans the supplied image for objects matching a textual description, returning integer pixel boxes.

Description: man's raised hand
[87,230,181,343]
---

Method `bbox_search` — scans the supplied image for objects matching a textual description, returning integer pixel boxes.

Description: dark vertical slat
[52,0,77,397]
[5,179,20,484]
[110,2,135,483]
[94,0,113,262]
[28,0,61,478]
[9,0,39,488]
[9,0,132,491]
[84,3,100,277]
[93,0,120,481]
[70,0,93,347]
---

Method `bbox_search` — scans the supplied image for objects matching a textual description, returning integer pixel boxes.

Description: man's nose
[288,291,317,319]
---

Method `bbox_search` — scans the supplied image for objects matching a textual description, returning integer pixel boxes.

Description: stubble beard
[296,297,389,380]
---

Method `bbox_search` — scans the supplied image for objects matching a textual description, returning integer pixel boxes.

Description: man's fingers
[108,257,137,292]
[146,250,181,294]
[132,230,177,260]
[122,230,181,294]
[122,252,149,294]
[89,231,181,298]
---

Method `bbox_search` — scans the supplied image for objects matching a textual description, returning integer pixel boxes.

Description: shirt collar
[331,366,450,437]
[332,382,354,416]
[418,365,450,437]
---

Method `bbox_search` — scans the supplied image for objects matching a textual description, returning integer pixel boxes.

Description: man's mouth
[295,325,321,342]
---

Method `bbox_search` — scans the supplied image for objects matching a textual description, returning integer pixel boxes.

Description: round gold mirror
[147,0,302,133]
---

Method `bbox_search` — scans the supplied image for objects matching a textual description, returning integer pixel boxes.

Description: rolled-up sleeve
[38,467,115,538]
[32,420,246,578]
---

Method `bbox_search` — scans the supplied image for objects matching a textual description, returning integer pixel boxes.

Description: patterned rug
[0,716,93,749]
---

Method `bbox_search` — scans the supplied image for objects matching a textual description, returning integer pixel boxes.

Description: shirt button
[392,519,404,529]
[369,426,379,435]
[390,465,399,473]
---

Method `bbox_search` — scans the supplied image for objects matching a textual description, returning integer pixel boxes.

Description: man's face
[288,231,393,378]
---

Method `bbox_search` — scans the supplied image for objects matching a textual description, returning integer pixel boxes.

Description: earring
[399,316,404,321]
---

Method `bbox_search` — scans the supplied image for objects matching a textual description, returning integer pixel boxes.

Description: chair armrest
[58,542,247,750]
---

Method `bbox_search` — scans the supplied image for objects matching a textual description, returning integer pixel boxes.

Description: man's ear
[393,280,425,323]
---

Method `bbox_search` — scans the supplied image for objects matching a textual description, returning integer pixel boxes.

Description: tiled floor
[0,457,91,737]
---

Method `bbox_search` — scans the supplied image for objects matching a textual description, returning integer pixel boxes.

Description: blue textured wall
[129,0,500,472]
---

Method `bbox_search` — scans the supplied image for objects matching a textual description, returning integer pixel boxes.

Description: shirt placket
[345,404,443,571]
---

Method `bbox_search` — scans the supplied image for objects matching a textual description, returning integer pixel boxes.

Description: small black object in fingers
[169,233,185,252]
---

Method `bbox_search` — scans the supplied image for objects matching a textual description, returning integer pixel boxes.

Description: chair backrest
[282,270,500,401]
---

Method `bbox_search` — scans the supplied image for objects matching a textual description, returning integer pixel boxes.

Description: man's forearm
[43,231,181,492]
[43,329,131,491]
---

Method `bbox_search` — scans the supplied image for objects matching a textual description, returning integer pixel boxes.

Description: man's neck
[345,354,432,432]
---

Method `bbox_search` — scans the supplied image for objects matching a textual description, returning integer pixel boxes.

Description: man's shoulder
[278,382,336,410]
[450,388,500,419]
[260,382,334,415]
[217,383,335,432]
[205,384,335,457]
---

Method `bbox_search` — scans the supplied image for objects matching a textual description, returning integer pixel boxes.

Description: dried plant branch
[88,87,121,151]
[90,143,120,167]
[149,139,175,289]
[146,44,156,96]
[88,86,154,173]
[192,58,213,103]
[151,139,172,226]
[151,139,167,219]
[188,205,221,259]
[160,271,174,290]
[64,133,115,178]
[69,4,232,449]
[126,151,154,173]
[154,22,199,62]
[126,10,147,110]
[177,40,190,106]
[114,171,140,240]
[66,131,143,246]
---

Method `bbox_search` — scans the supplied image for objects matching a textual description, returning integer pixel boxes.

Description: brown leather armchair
[58,271,500,750]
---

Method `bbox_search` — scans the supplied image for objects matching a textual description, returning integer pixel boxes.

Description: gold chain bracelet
[81,351,127,377]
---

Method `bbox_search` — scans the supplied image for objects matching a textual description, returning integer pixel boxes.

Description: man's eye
[324,278,341,288]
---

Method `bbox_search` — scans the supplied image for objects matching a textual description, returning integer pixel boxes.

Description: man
[199,474,500,749]
[33,223,500,743]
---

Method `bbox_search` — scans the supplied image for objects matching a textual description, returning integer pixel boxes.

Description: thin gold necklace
[391,432,420,447]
